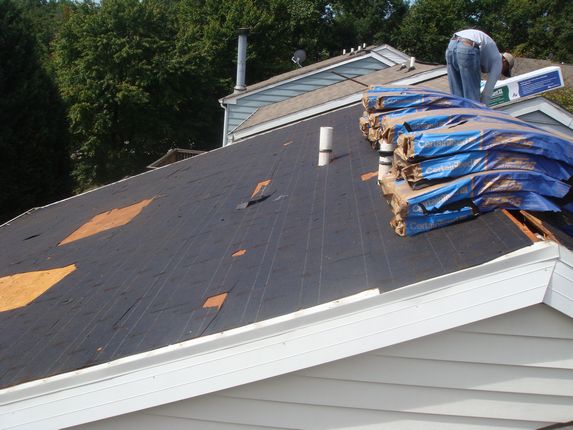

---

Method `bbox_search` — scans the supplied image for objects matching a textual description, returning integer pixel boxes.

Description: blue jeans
[445,39,481,102]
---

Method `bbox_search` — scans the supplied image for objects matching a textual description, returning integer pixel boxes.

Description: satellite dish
[292,49,307,68]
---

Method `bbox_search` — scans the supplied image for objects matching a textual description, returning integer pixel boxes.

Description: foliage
[54,0,202,188]
[545,88,573,114]
[394,0,477,63]
[474,0,573,62]
[395,0,573,63]
[0,0,70,222]
[327,0,408,51]
[519,0,573,63]
[472,0,535,53]
[11,0,73,73]
[178,0,332,86]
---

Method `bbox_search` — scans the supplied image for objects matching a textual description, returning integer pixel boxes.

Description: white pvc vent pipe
[318,127,333,166]
[378,140,396,179]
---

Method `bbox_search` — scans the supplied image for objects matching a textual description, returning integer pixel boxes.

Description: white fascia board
[221,52,397,105]
[231,67,448,142]
[372,44,411,64]
[501,97,573,129]
[545,245,573,318]
[0,241,563,430]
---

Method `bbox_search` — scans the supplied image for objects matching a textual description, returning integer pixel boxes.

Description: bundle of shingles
[361,85,573,236]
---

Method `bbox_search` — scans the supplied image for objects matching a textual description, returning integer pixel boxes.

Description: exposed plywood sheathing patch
[360,171,378,182]
[232,249,247,257]
[250,180,271,199]
[519,211,559,243]
[202,293,228,311]
[0,264,77,312]
[502,210,540,243]
[59,198,153,246]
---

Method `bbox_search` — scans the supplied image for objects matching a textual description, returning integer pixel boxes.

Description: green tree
[475,0,573,62]
[473,0,533,53]
[326,0,408,52]
[395,0,572,63]
[54,0,202,188]
[12,0,73,73]
[520,0,573,62]
[178,0,332,87]
[394,0,477,63]
[0,0,70,222]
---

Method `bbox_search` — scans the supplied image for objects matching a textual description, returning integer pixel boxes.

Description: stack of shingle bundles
[361,85,573,236]
[361,85,451,146]
[378,107,531,148]
[363,85,480,112]
[361,85,484,175]
[383,170,570,236]
[394,120,573,188]
[378,112,573,236]
[398,150,573,190]
[360,86,435,148]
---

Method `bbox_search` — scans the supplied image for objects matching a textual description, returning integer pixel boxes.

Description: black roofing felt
[0,104,531,389]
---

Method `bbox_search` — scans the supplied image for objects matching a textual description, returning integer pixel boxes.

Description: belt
[452,36,479,49]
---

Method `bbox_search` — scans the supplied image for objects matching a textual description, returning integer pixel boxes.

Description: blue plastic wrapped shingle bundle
[360,85,451,149]
[382,170,570,236]
[395,150,573,189]
[364,85,450,108]
[367,108,433,151]
[359,112,370,139]
[367,84,451,94]
[363,89,484,112]
[398,121,573,162]
[378,107,538,146]
[391,192,562,236]
[369,107,427,128]
[388,170,570,219]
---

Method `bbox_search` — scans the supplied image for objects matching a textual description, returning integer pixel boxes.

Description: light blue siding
[224,57,390,138]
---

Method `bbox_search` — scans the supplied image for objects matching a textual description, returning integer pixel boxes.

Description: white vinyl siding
[74,304,573,430]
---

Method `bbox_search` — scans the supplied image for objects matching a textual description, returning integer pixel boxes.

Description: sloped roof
[220,44,409,103]
[230,64,448,142]
[236,63,447,134]
[0,103,532,393]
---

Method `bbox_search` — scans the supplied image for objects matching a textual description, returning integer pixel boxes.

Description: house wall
[226,57,388,137]
[73,304,573,430]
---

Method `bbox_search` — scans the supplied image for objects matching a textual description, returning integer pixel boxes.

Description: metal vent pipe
[234,28,249,92]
